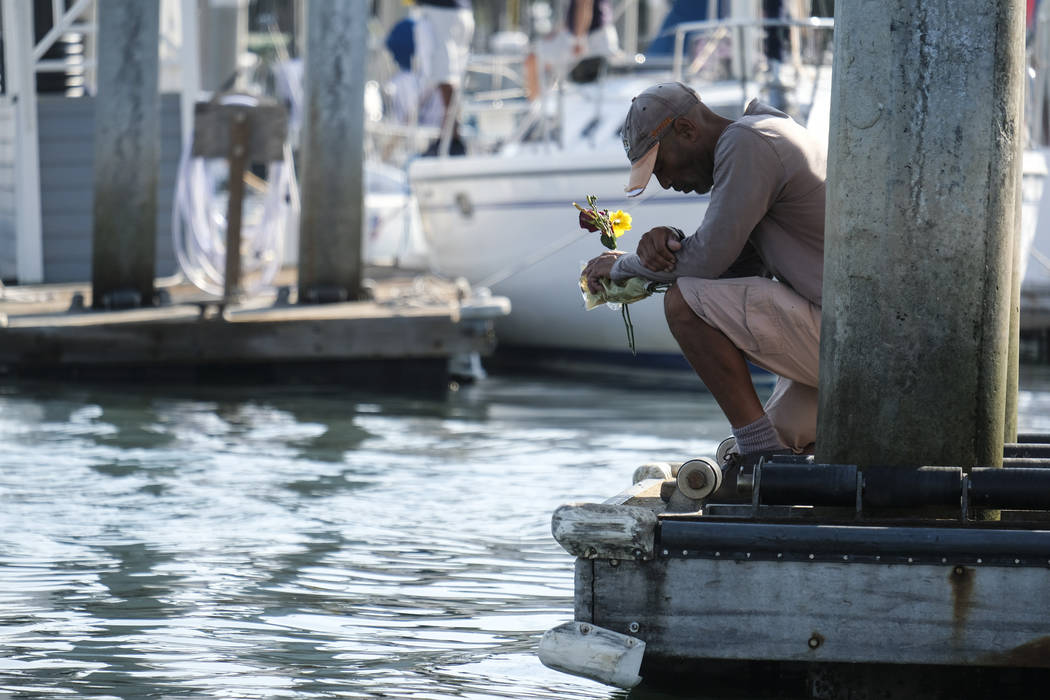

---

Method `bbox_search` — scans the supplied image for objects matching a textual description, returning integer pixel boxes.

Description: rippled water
[2,368,1050,699]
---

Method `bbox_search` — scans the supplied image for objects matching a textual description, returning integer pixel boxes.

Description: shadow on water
[55,542,190,697]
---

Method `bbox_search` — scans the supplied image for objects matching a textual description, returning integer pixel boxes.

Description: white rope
[476,229,589,289]
[1030,245,1050,274]
[171,94,292,297]
[474,183,671,289]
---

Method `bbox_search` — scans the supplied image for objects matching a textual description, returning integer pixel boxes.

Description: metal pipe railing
[671,16,834,82]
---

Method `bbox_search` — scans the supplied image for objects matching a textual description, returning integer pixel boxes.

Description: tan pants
[676,276,821,451]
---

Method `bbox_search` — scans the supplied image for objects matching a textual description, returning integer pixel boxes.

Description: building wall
[36,93,180,283]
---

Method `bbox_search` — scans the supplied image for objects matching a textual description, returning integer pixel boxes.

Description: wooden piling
[298,0,366,304]
[223,110,250,302]
[818,1,1026,468]
[91,0,160,309]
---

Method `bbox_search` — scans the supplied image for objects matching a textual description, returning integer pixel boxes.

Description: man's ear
[671,116,698,142]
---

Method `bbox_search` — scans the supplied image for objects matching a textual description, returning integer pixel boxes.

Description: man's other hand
[582,251,624,294]
[637,226,682,273]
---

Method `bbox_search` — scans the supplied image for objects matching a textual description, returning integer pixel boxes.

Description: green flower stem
[622,304,636,355]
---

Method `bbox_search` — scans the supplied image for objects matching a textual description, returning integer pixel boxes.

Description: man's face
[652,122,715,195]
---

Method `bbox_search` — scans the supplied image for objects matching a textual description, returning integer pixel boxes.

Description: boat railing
[441,51,546,156]
[417,14,836,159]
[670,16,834,89]
[419,8,1050,159]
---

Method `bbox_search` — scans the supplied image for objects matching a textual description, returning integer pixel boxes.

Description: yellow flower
[609,210,632,237]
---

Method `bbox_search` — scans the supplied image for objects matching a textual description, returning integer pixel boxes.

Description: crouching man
[583,82,825,457]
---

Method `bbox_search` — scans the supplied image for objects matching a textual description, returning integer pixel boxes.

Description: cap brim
[624,144,658,197]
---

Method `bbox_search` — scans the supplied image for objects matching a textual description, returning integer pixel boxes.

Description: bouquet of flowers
[573,195,632,250]
[574,195,669,354]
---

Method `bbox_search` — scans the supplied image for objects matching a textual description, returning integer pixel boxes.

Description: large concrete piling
[818,1,1025,468]
[91,0,160,309]
[297,0,366,303]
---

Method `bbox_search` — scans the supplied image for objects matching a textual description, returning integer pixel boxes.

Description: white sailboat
[406,13,1049,367]
[410,16,830,363]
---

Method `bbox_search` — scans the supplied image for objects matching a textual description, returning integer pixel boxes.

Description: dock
[0,3,512,391]
[541,444,1050,697]
[534,3,1050,696]
[0,269,509,389]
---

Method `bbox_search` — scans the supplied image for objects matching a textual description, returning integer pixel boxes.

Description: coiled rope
[171,93,294,297]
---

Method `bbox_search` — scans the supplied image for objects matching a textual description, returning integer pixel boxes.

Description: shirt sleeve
[610,126,783,283]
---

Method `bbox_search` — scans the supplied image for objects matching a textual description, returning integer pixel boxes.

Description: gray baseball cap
[622,82,701,196]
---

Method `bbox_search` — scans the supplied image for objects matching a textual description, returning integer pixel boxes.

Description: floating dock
[0,269,509,389]
[541,442,1050,698]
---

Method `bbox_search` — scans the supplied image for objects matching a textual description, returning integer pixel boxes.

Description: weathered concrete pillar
[1005,168,1024,443]
[817,1,1025,468]
[297,0,366,303]
[199,0,248,92]
[91,0,160,309]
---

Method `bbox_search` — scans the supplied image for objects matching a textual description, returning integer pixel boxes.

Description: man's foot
[706,437,788,504]
[716,436,739,466]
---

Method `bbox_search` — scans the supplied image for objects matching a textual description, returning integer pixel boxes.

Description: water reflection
[1,370,1048,697]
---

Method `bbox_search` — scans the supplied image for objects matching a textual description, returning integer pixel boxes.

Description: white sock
[732,413,785,456]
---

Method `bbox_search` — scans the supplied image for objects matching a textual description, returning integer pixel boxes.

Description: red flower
[579,209,601,232]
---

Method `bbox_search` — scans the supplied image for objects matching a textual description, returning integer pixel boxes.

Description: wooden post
[223,110,250,302]
[91,0,160,309]
[190,99,287,300]
[297,0,366,304]
[817,1,1025,468]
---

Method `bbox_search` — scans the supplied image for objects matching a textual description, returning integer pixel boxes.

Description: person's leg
[415,7,472,154]
[763,377,818,452]
[435,83,454,110]
[443,8,473,145]
[669,276,821,454]
[665,286,784,455]
[664,284,765,428]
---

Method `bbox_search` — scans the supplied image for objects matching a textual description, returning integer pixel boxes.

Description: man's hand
[582,251,624,294]
[637,226,682,273]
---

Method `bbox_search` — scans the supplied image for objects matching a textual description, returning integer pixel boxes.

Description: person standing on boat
[413,0,475,155]
[384,16,445,129]
[582,82,825,456]
[527,0,620,92]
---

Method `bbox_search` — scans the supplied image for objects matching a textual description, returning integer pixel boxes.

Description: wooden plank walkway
[0,269,509,387]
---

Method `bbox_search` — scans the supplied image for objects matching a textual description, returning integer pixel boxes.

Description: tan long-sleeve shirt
[611,100,827,307]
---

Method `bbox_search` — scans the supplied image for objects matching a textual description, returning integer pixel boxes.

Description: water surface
[2,368,1050,698]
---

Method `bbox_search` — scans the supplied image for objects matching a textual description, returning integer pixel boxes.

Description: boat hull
[411,152,708,357]
[412,148,1049,362]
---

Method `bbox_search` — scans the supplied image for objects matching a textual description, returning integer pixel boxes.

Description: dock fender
[551,502,658,560]
[538,621,644,689]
